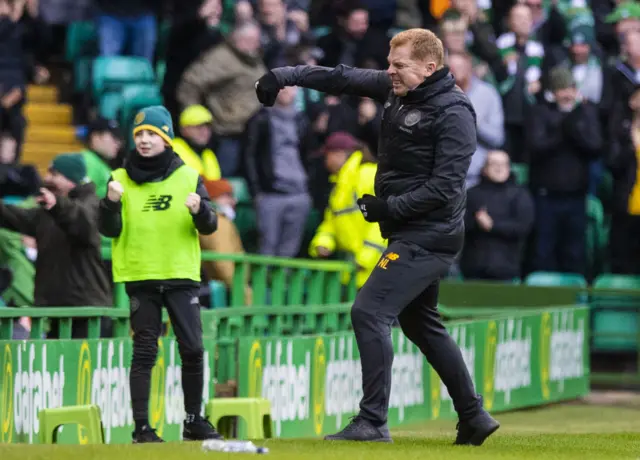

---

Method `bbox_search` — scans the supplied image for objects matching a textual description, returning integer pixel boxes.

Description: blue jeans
[97,14,157,62]
[534,194,586,274]
[215,136,242,177]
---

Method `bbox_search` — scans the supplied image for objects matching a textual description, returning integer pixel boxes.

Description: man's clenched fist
[255,71,282,107]
[185,193,201,214]
[108,181,124,202]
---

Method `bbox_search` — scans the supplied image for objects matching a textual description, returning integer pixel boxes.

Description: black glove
[255,71,282,107]
[357,194,390,222]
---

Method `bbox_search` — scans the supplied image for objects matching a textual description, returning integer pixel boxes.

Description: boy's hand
[107,181,124,202]
[185,193,201,214]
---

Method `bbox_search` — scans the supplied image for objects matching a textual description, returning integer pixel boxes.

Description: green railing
[0,303,578,385]
[101,248,358,309]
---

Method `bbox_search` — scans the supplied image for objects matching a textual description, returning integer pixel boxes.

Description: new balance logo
[143,195,173,211]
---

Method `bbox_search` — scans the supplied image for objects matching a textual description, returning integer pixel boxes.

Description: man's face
[448,54,472,88]
[182,124,212,146]
[570,43,590,63]
[325,149,349,174]
[443,30,466,54]
[259,0,284,26]
[233,26,262,56]
[134,130,167,157]
[275,85,298,106]
[346,9,369,40]
[43,170,75,196]
[555,87,577,112]
[617,18,640,41]
[625,30,640,59]
[509,5,532,37]
[199,0,222,26]
[387,43,436,96]
[91,131,121,160]
[524,0,543,22]
[484,151,511,183]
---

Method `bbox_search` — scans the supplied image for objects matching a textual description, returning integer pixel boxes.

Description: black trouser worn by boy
[127,282,204,426]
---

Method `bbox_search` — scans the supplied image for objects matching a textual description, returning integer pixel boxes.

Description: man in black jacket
[461,150,534,281]
[255,28,499,445]
[0,153,112,337]
[527,67,602,274]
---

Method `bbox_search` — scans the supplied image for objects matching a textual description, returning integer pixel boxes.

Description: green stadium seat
[98,92,124,119]
[312,26,331,38]
[525,271,588,287]
[2,196,26,205]
[156,60,167,86]
[594,274,640,290]
[154,21,172,62]
[209,280,228,308]
[65,21,98,63]
[73,58,93,94]
[586,195,606,275]
[592,275,640,352]
[225,177,257,250]
[511,162,528,185]
[91,56,155,99]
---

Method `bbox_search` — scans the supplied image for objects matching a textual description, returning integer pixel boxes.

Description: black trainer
[454,410,500,446]
[132,425,164,443]
[183,415,224,441]
[324,416,393,442]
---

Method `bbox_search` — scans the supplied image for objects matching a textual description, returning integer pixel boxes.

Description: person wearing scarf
[98,105,221,443]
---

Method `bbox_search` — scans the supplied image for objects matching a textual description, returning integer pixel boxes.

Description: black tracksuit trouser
[351,239,482,425]
[126,283,204,423]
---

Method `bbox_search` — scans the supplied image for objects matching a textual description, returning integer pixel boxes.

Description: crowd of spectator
[1,0,640,324]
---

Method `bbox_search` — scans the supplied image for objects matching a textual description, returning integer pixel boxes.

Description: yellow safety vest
[111,165,201,283]
[309,152,387,288]
[173,137,221,181]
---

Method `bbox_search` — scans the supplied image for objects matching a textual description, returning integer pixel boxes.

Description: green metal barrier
[101,248,358,310]
[0,305,591,444]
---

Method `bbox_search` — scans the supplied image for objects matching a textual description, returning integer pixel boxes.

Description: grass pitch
[1,403,639,460]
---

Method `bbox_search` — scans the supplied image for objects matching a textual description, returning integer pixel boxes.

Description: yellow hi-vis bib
[111,165,201,282]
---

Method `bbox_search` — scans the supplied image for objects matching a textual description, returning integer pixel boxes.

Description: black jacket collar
[401,67,456,104]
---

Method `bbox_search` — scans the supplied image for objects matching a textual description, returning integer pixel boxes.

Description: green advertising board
[238,307,590,438]
[0,337,216,444]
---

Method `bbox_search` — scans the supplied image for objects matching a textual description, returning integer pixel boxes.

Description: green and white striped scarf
[496,32,544,95]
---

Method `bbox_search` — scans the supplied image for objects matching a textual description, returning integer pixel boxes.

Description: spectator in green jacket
[82,117,122,199]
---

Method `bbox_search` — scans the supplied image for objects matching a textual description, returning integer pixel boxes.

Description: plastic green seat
[594,274,640,290]
[118,84,162,122]
[156,60,167,86]
[511,162,529,185]
[2,196,26,205]
[592,275,640,352]
[92,56,155,99]
[205,398,273,440]
[525,271,587,287]
[209,280,228,308]
[586,195,606,273]
[65,21,98,63]
[98,91,124,119]
[312,26,331,38]
[73,58,93,94]
[38,404,104,444]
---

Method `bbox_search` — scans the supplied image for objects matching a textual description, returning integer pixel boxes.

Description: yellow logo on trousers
[377,252,399,270]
